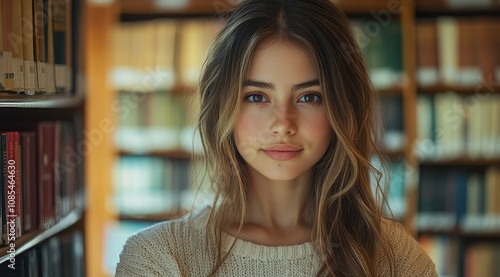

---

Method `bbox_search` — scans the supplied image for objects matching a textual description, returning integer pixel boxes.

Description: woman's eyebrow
[242,79,320,92]
[291,79,320,91]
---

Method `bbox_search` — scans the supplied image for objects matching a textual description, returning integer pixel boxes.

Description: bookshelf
[412,0,500,276]
[0,0,86,275]
[90,0,500,276]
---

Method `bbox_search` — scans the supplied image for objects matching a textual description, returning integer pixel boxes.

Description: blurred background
[0,0,499,276]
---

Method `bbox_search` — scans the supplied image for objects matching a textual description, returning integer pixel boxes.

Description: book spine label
[0,52,4,89]
[11,56,24,91]
[24,60,37,94]
[36,61,47,92]
[2,51,13,90]
[46,63,55,94]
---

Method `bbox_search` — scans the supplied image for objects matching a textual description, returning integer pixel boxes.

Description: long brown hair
[197,0,395,276]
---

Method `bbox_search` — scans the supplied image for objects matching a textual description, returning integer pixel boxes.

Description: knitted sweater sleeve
[115,223,182,277]
[382,221,438,277]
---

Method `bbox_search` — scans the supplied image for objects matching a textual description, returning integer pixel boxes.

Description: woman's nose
[270,105,297,136]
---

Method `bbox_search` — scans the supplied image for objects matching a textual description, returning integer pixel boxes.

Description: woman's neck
[226,168,313,246]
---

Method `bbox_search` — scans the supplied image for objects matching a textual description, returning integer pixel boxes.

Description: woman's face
[234,40,332,182]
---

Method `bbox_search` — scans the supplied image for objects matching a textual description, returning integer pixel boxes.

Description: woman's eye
[246,93,268,103]
[298,94,321,103]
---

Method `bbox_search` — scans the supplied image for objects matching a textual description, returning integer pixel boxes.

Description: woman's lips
[262,144,303,161]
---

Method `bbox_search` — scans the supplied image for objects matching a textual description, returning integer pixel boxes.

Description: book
[155,20,176,90]
[437,17,458,84]
[53,122,61,221]
[433,92,464,159]
[485,167,500,220]
[416,19,439,86]
[20,132,36,232]
[0,0,4,90]
[419,235,459,277]
[177,19,224,87]
[10,0,25,92]
[1,0,14,91]
[457,18,481,86]
[416,94,436,159]
[38,122,55,228]
[44,0,56,94]
[492,94,500,156]
[497,19,500,83]
[52,0,71,94]
[114,156,175,215]
[380,95,405,151]
[476,17,497,85]
[34,0,47,92]
[480,96,495,158]
[359,20,403,89]
[465,94,483,158]
[418,167,457,231]
[21,0,37,94]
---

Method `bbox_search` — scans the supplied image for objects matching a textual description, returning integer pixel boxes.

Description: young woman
[116,0,437,276]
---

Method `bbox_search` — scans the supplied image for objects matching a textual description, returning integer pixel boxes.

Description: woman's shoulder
[379,218,438,276]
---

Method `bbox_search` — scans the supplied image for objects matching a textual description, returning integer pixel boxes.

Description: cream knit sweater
[116,206,437,276]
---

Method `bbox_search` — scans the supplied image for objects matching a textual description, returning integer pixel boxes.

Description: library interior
[0,0,499,276]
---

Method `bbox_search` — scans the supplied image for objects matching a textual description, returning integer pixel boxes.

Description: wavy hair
[197,0,395,276]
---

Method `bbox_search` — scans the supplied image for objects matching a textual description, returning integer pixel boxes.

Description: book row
[371,157,407,219]
[350,20,403,89]
[114,154,409,220]
[416,16,500,87]
[0,0,73,95]
[0,121,84,246]
[416,92,500,160]
[114,156,198,216]
[419,235,500,277]
[0,229,85,276]
[115,91,200,153]
[418,165,500,232]
[112,18,224,92]
[113,18,405,92]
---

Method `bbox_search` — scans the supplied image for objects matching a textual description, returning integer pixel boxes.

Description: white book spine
[24,60,37,94]
[11,57,25,92]
[36,61,47,92]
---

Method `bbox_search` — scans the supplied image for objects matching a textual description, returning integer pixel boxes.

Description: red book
[38,122,55,229]
[53,121,61,221]
[21,132,36,232]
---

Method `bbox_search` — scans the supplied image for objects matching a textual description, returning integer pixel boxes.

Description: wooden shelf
[0,92,85,109]
[119,210,186,222]
[119,149,192,159]
[377,85,404,96]
[381,148,406,159]
[419,157,500,167]
[418,84,500,94]
[117,84,196,96]
[419,227,500,239]
[416,0,500,15]
[119,0,400,17]
[0,210,83,264]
